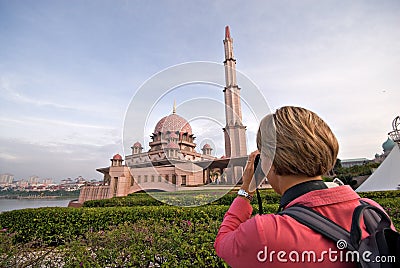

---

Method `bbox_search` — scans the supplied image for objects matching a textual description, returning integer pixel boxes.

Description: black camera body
[253,154,266,187]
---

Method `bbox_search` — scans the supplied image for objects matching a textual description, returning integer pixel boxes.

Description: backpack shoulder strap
[359,200,381,234]
[350,202,392,246]
[279,205,356,251]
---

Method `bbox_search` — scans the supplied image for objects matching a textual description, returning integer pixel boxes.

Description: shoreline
[0,198,76,213]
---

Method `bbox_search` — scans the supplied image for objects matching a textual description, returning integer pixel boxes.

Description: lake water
[0,198,74,212]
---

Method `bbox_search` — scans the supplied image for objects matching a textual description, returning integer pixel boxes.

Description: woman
[214,106,390,267]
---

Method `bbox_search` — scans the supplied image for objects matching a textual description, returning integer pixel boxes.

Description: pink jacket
[214,185,391,268]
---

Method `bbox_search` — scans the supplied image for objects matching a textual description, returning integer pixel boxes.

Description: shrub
[83,189,281,208]
[61,219,227,267]
[0,201,282,247]
[359,190,400,200]
[0,219,229,267]
[0,205,224,245]
[2,189,400,267]
[83,193,163,207]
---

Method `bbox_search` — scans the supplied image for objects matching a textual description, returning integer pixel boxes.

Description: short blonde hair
[257,106,339,177]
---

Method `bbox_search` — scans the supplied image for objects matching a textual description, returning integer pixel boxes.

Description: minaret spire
[172,100,176,114]
[225,25,231,39]
[223,26,236,87]
[222,26,247,158]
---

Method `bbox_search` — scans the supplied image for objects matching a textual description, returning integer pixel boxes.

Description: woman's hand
[240,150,260,195]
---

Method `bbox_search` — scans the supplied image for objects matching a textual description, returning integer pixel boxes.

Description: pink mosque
[77,26,249,205]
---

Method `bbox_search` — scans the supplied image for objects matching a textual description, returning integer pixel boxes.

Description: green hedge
[0,205,222,245]
[1,189,400,267]
[84,189,281,207]
[1,219,228,267]
[0,203,279,267]
[84,189,400,209]
[359,190,400,199]
[2,190,399,246]
[83,193,163,207]
[0,203,280,246]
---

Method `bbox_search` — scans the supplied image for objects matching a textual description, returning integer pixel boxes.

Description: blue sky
[0,0,399,182]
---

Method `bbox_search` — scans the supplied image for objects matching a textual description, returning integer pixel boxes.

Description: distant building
[0,173,14,184]
[374,137,396,163]
[75,176,86,184]
[341,158,370,168]
[42,178,54,185]
[356,116,400,192]
[59,176,88,191]
[339,127,397,169]
[61,178,73,185]
[16,180,28,188]
[28,175,40,185]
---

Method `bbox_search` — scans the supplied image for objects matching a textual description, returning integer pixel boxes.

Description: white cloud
[0,137,119,181]
[0,76,83,110]
[0,115,121,149]
[0,152,17,161]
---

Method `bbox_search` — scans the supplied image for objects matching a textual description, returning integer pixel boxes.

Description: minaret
[173,99,177,114]
[223,26,247,158]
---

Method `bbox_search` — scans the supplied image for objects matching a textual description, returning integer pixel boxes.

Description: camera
[254,154,266,187]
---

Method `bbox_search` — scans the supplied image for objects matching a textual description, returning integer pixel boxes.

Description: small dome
[133,141,142,148]
[154,113,192,134]
[382,138,395,152]
[112,154,123,160]
[202,143,212,149]
[165,142,180,149]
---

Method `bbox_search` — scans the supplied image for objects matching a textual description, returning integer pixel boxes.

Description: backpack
[278,201,400,268]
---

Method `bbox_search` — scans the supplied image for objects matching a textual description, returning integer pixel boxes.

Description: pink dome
[169,132,178,139]
[133,141,142,148]
[165,142,180,149]
[154,113,192,134]
[113,154,123,160]
[203,143,212,149]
